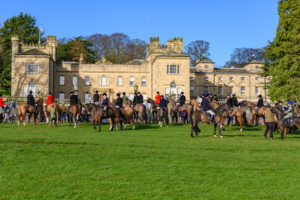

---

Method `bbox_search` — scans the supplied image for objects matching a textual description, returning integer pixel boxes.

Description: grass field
[0,122,300,200]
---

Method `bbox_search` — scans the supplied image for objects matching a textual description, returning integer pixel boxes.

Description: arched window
[170,82,176,88]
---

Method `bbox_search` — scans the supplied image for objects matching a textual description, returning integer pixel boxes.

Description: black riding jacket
[116,97,123,107]
[27,94,35,106]
[178,95,186,106]
[257,98,264,108]
[70,94,78,106]
[232,97,238,107]
[138,94,144,104]
[133,95,139,105]
[93,93,99,102]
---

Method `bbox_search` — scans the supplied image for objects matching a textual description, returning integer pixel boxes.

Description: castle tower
[11,35,20,63]
[46,36,57,61]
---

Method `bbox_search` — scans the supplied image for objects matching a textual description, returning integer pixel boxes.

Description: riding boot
[34,104,37,113]
[210,115,215,123]
[105,108,109,118]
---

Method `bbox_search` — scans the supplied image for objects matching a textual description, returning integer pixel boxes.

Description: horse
[239,100,265,125]
[228,106,246,132]
[158,107,169,127]
[86,103,121,132]
[190,103,231,138]
[210,99,220,110]
[1,102,16,123]
[17,98,44,127]
[168,99,193,123]
[69,102,83,128]
[147,98,159,123]
[128,100,146,124]
[43,101,60,123]
[120,103,136,130]
[190,99,201,111]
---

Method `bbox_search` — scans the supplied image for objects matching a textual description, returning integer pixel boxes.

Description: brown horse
[158,107,169,127]
[239,101,265,125]
[86,103,120,132]
[147,98,158,123]
[272,106,300,137]
[128,100,146,124]
[190,99,201,111]
[210,99,220,110]
[17,98,44,127]
[190,104,231,138]
[229,106,246,132]
[111,99,135,130]
[69,103,82,128]
[43,101,60,123]
[169,99,193,123]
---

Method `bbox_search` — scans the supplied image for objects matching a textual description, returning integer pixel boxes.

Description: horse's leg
[132,118,136,130]
[213,123,217,137]
[73,116,76,128]
[98,121,102,132]
[280,128,284,139]
[218,124,223,139]
[17,112,20,127]
[77,114,80,128]
[22,113,26,126]
[93,119,96,130]
[191,123,194,137]
[237,116,243,132]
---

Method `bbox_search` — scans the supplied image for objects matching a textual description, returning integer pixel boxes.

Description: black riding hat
[103,92,107,96]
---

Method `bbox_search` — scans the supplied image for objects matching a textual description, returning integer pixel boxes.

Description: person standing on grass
[263,104,275,140]
[49,105,57,127]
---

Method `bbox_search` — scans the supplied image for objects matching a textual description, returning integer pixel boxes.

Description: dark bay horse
[169,99,193,123]
[111,100,135,130]
[190,104,231,138]
[86,103,120,132]
[228,106,246,132]
[69,103,82,128]
[17,98,43,127]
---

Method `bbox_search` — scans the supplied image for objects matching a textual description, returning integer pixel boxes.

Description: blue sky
[0,0,278,66]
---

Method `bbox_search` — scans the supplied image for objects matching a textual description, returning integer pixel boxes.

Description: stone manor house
[10,35,269,103]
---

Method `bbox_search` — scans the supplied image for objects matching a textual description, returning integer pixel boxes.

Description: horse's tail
[142,105,147,122]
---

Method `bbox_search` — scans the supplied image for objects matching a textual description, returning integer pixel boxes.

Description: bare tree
[185,40,211,65]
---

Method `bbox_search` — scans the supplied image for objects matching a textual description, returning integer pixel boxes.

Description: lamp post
[133,84,138,93]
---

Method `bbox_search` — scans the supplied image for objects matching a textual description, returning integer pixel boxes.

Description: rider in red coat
[46,92,54,105]
[0,94,5,107]
[155,91,161,104]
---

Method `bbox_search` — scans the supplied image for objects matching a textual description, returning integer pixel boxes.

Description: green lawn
[0,122,300,200]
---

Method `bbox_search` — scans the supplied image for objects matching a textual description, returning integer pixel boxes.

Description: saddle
[282,117,295,126]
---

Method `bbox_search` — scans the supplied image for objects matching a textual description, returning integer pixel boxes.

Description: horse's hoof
[220,135,224,139]
[213,135,217,138]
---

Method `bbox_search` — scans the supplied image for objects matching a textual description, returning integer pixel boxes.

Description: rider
[27,91,37,113]
[122,92,128,105]
[102,93,109,117]
[45,92,53,110]
[69,91,78,106]
[159,95,169,125]
[0,94,5,113]
[202,94,215,123]
[133,92,138,106]
[137,92,144,104]
[282,102,294,125]
[93,90,100,104]
[155,91,161,105]
[232,94,238,107]
[115,93,126,123]
[256,95,264,113]
[226,94,233,108]
[176,92,186,111]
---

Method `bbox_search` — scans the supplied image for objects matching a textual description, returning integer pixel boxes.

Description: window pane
[204,86,209,94]
[85,76,90,85]
[84,93,90,103]
[29,64,35,73]
[255,86,260,94]
[72,76,77,85]
[177,88,182,99]
[218,86,223,96]
[204,76,209,81]
[177,65,180,74]
[170,65,176,74]
[25,64,29,73]
[23,86,28,97]
[101,77,107,86]
[117,77,122,86]
[190,86,194,96]
[229,87,234,95]
[59,76,65,85]
[167,65,169,74]
[36,64,39,73]
[129,77,134,86]
[59,93,65,103]
[241,86,245,95]
[165,87,170,98]
[141,77,146,86]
